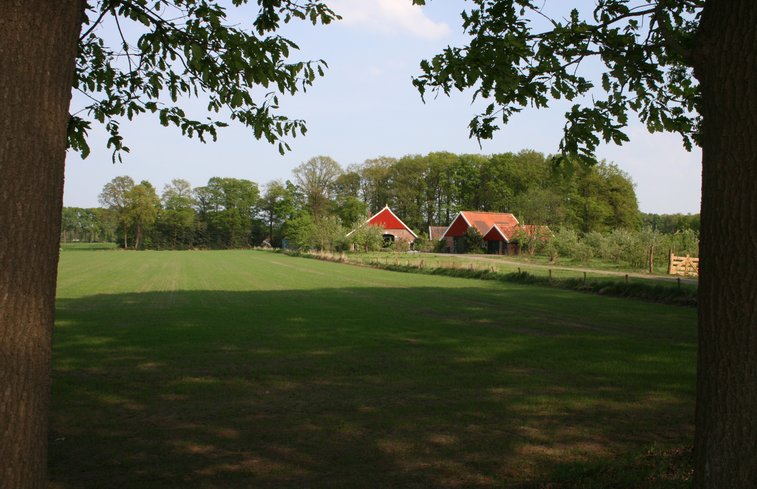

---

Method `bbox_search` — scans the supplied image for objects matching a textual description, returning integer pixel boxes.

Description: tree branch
[653,0,694,64]
[79,3,110,41]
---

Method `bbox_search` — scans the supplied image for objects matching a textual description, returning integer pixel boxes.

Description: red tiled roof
[428,226,447,240]
[484,223,552,241]
[483,223,519,241]
[442,211,520,239]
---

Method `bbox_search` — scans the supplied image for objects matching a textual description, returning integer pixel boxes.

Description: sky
[64,0,702,215]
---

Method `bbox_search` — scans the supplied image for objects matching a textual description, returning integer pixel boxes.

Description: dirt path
[426,253,699,286]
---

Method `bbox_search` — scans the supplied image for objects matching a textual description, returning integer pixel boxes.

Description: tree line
[62,150,699,254]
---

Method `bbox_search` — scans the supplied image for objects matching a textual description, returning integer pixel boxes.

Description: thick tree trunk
[0,2,84,488]
[692,1,757,487]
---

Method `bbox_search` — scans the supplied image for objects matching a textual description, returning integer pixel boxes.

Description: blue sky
[64,0,702,214]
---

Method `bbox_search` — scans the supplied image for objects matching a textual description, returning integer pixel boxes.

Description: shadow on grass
[51,286,696,488]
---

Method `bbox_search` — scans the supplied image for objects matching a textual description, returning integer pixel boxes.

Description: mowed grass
[51,250,696,488]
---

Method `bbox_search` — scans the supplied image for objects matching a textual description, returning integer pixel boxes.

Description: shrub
[462,227,485,254]
[551,228,581,260]
[348,222,384,252]
[390,238,412,252]
[572,241,595,263]
[433,237,449,253]
[412,235,434,252]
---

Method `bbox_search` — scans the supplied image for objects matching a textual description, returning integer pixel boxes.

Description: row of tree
[328,150,640,233]
[66,151,662,249]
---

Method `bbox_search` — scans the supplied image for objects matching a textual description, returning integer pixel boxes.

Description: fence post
[625,274,629,284]
[549,269,552,281]
[583,271,587,283]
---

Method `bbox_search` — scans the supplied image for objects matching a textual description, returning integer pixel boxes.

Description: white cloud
[330,0,451,40]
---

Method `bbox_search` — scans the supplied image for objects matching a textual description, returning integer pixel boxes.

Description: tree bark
[123,221,129,249]
[135,223,142,250]
[0,1,84,488]
[692,1,757,487]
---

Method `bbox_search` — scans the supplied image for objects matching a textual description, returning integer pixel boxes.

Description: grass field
[51,249,696,488]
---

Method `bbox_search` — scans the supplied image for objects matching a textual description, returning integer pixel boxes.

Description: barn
[348,205,418,245]
[440,211,547,255]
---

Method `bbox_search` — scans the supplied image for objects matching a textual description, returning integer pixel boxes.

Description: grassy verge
[60,241,118,251]
[282,250,697,307]
[52,249,696,488]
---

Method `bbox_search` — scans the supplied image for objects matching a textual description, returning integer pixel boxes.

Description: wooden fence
[669,252,699,277]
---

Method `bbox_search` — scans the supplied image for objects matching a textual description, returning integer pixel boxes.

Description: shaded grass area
[52,250,696,488]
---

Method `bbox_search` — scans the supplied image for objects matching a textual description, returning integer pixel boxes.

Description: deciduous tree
[203,177,260,247]
[259,179,297,245]
[358,157,396,213]
[413,1,756,486]
[0,1,337,487]
[292,155,342,220]
[99,175,136,248]
[126,180,161,249]
[160,179,196,248]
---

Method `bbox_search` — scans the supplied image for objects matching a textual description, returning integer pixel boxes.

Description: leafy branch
[69,0,340,161]
[412,0,703,164]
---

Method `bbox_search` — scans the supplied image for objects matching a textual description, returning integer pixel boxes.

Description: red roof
[442,211,520,239]
[428,226,447,240]
[482,223,516,241]
[348,205,418,239]
[483,223,552,242]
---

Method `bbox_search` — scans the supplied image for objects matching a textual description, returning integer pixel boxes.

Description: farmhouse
[348,205,418,245]
[440,211,548,255]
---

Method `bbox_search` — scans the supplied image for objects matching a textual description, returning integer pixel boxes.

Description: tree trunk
[692,1,757,487]
[135,223,142,250]
[0,2,84,488]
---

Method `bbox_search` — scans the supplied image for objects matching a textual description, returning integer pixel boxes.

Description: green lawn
[51,249,696,488]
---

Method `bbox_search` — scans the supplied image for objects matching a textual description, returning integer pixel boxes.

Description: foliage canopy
[70,0,339,160]
[412,0,702,164]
